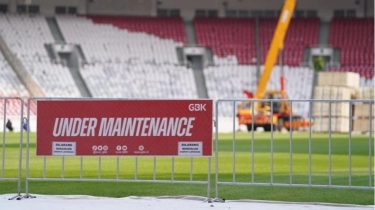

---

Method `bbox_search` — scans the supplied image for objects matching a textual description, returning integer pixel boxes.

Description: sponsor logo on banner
[115,145,128,154]
[52,142,76,156]
[134,145,149,155]
[178,142,202,156]
[92,145,108,155]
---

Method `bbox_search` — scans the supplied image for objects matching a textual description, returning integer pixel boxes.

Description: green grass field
[0,131,374,205]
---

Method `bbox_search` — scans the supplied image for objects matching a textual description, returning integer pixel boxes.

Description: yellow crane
[237,0,310,131]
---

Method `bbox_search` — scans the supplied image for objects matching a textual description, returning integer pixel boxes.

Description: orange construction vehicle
[237,0,310,132]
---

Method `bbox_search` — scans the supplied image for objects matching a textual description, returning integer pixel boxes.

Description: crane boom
[254,0,296,99]
[237,0,311,132]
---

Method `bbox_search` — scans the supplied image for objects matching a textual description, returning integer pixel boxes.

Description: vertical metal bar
[215,100,219,198]
[171,157,175,181]
[289,100,293,184]
[369,102,373,187]
[135,157,138,180]
[348,101,352,186]
[116,157,119,180]
[251,100,255,183]
[2,99,6,179]
[153,157,156,181]
[43,157,46,178]
[190,157,193,182]
[80,156,83,179]
[328,101,332,186]
[320,101,323,131]
[207,157,211,199]
[98,156,101,179]
[308,100,312,186]
[25,99,31,195]
[17,98,24,195]
[61,157,65,179]
[232,101,236,182]
[270,100,274,184]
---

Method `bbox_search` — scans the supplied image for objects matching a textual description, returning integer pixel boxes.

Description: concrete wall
[157,0,372,20]
[2,0,154,16]
[0,0,373,19]
[0,0,82,15]
[87,0,153,16]
[366,0,374,17]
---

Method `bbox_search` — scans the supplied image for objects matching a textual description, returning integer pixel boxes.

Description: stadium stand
[2,14,367,118]
[80,63,197,98]
[194,17,317,117]
[194,17,320,66]
[0,50,32,116]
[0,14,81,97]
[56,15,197,99]
[194,18,254,65]
[0,51,29,98]
[204,65,314,117]
[88,16,187,44]
[260,18,319,66]
[329,18,374,80]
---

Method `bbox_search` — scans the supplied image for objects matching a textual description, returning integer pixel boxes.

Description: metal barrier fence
[4,97,373,199]
[214,99,374,199]
[0,97,24,200]
[24,98,211,199]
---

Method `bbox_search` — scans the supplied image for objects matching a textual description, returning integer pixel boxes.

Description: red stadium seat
[328,18,374,77]
[194,17,319,66]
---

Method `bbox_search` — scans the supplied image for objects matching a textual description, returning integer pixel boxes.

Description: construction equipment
[237,0,310,132]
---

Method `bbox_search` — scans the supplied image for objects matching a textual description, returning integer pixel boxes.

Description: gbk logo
[188,104,206,111]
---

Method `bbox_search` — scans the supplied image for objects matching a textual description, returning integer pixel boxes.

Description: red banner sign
[36,100,213,156]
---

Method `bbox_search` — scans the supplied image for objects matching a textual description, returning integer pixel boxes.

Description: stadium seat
[56,15,197,99]
[0,14,81,98]
[88,15,186,44]
[328,18,374,83]
[194,17,319,66]
[204,64,314,117]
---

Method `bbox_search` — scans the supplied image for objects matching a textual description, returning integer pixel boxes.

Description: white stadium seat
[0,14,81,97]
[56,15,197,99]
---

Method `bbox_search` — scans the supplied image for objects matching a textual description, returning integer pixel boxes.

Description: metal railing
[214,99,374,199]
[2,97,374,200]
[0,97,24,200]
